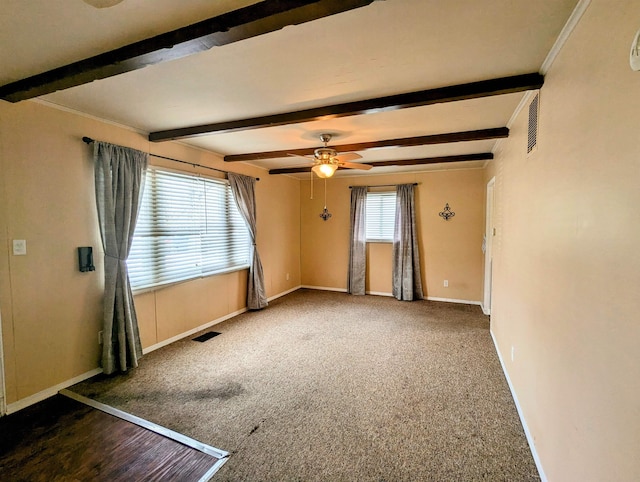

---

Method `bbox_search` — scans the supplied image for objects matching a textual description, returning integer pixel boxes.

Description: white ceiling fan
[289,134,372,178]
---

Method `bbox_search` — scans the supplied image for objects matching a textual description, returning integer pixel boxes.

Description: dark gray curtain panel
[228,173,268,310]
[348,186,367,295]
[93,141,148,374]
[392,184,424,301]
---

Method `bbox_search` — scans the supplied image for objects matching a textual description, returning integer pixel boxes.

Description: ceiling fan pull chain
[310,169,314,199]
[324,178,327,209]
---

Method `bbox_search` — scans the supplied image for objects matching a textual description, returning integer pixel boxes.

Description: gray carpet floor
[71,289,539,481]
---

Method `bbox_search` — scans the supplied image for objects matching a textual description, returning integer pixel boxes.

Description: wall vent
[193,331,221,342]
[527,92,540,155]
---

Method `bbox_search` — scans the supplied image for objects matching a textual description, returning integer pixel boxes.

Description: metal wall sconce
[439,203,455,221]
[319,206,332,221]
[318,178,332,221]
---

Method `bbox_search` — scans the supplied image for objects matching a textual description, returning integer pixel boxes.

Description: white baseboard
[490,330,547,482]
[267,285,301,302]
[481,304,491,315]
[300,285,348,293]
[301,286,392,297]
[144,285,302,354]
[301,287,482,306]
[426,296,482,306]
[142,307,249,354]
[5,286,302,415]
[3,288,481,415]
[5,367,103,415]
[366,291,393,297]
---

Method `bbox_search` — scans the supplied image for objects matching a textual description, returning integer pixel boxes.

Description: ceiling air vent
[527,92,539,155]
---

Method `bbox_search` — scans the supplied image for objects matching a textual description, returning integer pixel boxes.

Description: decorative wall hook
[439,203,455,221]
[319,206,332,221]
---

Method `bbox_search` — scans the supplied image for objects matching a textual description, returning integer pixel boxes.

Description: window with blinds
[365,191,396,242]
[127,167,251,291]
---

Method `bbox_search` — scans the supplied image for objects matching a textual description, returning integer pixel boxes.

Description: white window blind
[128,167,251,291]
[365,191,396,242]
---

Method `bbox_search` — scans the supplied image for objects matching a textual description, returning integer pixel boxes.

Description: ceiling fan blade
[286,162,316,168]
[287,153,315,161]
[334,152,362,162]
[341,161,372,170]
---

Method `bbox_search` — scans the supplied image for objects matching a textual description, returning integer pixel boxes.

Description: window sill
[131,265,250,295]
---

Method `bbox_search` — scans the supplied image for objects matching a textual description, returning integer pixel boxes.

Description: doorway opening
[0,309,5,415]
[483,177,495,315]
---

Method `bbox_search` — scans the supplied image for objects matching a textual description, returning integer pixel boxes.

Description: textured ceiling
[2,0,580,178]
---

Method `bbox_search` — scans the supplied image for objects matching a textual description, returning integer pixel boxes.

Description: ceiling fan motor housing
[315,134,338,163]
[314,147,338,163]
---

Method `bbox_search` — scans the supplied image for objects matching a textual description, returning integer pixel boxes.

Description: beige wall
[300,169,485,302]
[5,4,639,479]
[488,1,640,480]
[0,100,300,405]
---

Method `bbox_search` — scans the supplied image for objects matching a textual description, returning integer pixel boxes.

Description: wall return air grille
[527,92,540,155]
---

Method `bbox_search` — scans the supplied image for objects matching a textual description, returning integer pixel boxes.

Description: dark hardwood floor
[0,394,222,481]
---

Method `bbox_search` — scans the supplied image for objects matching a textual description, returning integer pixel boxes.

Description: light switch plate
[12,239,27,255]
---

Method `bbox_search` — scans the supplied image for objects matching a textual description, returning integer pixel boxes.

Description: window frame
[365,190,397,243]
[127,166,251,293]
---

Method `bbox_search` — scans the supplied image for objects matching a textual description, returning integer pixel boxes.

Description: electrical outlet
[443,280,449,288]
[511,345,515,362]
[286,273,290,281]
[12,239,27,256]
[98,331,103,345]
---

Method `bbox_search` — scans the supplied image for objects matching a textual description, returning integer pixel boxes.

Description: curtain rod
[82,137,259,181]
[349,182,418,189]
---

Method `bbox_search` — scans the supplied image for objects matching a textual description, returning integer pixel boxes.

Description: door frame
[482,177,495,315]
[0,309,5,416]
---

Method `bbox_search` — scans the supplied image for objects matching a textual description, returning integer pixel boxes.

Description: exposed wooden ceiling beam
[269,153,494,174]
[0,0,375,103]
[270,166,349,174]
[366,152,494,167]
[149,73,541,142]
[226,128,508,162]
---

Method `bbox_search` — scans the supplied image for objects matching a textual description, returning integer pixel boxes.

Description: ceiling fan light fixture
[312,163,338,178]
